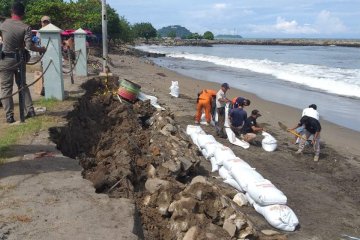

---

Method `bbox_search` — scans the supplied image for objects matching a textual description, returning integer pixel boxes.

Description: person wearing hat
[41,16,51,27]
[289,115,321,161]
[215,83,231,137]
[241,109,264,143]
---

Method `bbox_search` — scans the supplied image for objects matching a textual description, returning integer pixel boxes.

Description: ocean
[136,44,360,132]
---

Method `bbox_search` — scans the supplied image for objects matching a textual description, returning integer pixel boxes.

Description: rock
[171,150,177,156]
[145,178,170,194]
[159,129,170,136]
[233,193,248,207]
[162,160,181,175]
[166,116,175,125]
[151,146,161,156]
[179,157,192,172]
[147,164,156,178]
[143,195,151,206]
[234,217,246,231]
[223,219,237,237]
[238,226,256,239]
[183,226,199,240]
[261,229,281,236]
[168,197,197,218]
[163,123,177,134]
[190,176,207,185]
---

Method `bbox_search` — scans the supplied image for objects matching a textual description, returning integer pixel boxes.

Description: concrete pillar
[38,23,64,100]
[74,28,88,76]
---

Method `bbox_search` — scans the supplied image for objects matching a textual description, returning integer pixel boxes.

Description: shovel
[278,122,307,141]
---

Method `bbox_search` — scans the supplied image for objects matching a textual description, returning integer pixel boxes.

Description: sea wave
[136,45,360,98]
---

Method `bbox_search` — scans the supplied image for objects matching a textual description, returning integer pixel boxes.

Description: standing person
[229,103,247,136]
[38,16,51,96]
[289,115,321,161]
[0,2,46,123]
[215,83,230,137]
[294,104,320,143]
[231,96,251,109]
[241,109,264,143]
[195,89,217,125]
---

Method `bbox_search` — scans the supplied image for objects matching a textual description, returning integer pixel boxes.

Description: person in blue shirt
[229,104,247,136]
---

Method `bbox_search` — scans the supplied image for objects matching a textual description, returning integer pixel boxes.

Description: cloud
[314,10,347,34]
[249,10,348,35]
[250,17,317,34]
[213,3,227,10]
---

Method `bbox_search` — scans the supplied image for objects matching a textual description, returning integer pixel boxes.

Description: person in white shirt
[295,104,320,143]
[215,83,230,138]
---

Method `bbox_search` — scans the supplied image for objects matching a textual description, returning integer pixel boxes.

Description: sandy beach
[107,48,360,239]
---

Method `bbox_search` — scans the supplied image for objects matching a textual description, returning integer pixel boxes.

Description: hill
[157,25,192,38]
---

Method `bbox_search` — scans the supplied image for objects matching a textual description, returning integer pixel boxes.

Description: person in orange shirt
[195,89,217,125]
[231,96,251,109]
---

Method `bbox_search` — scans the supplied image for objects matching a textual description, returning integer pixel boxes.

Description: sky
[107,0,360,39]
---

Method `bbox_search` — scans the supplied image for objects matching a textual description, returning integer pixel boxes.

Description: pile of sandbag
[186,125,299,232]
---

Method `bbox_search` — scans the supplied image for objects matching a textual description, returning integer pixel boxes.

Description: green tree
[167,30,176,38]
[203,31,214,40]
[132,22,157,41]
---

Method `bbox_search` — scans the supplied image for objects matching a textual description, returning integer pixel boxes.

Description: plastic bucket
[118,79,141,102]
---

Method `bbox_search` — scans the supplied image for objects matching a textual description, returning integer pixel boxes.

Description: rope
[0,60,53,101]
[26,39,51,65]
[62,49,81,74]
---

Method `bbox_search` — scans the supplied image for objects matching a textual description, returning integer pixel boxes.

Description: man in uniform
[0,2,46,123]
[195,89,217,125]
[241,109,264,143]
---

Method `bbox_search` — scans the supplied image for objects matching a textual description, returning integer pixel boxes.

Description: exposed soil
[50,48,360,240]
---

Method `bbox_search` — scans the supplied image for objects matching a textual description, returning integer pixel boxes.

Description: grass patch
[34,97,59,110]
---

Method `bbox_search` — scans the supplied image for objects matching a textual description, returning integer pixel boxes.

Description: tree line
[0,0,214,43]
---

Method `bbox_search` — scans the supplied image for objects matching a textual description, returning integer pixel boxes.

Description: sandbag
[169,81,179,97]
[189,132,203,148]
[186,125,204,135]
[218,166,232,180]
[214,146,236,166]
[210,157,219,172]
[224,178,244,192]
[222,157,252,171]
[201,149,208,158]
[230,167,264,192]
[197,134,217,149]
[203,142,222,159]
[247,179,287,206]
[262,131,277,152]
[246,192,255,206]
[253,203,299,231]
[224,103,231,128]
[225,127,250,149]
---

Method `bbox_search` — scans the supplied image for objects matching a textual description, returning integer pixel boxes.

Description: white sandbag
[201,149,208,158]
[224,103,231,128]
[246,192,255,206]
[169,81,179,97]
[203,142,222,159]
[186,125,204,135]
[138,92,165,110]
[230,167,264,192]
[224,178,244,192]
[253,203,299,231]
[262,131,278,152]
[190,132,205,149]
[197,134,217,149]
[214,146,236,166]
[218,166,232,180]
[225,127,250,149]
[222,157,252,171]
[210,157,219,172]
[200,113,216,126]
[247,179,287,206]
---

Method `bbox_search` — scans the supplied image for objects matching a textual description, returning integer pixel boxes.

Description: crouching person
[289,116,321,161]
[241,110,264,144]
